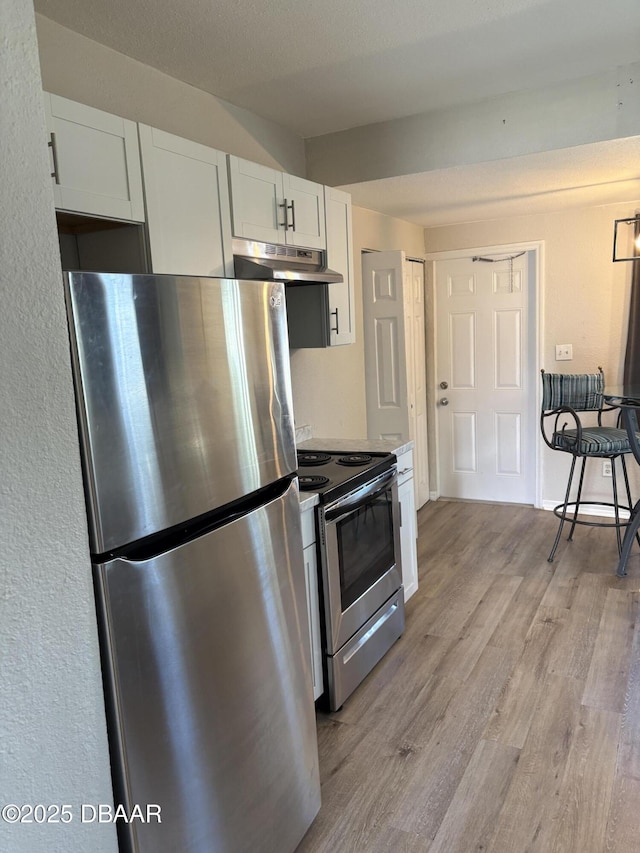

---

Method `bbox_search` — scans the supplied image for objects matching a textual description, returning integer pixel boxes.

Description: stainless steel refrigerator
[64,271,320,853]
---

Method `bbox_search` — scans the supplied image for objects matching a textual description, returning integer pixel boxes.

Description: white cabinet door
[227,156,283,244]
[139,125,233,277]
[397,468,418,602]
[281,173,325,250]
[324,187,355,345]
[44,93,144,221]
[228,155,326,250]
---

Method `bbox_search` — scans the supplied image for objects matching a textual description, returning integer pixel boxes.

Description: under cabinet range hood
[233,238,341,348]
[233,238,343,284]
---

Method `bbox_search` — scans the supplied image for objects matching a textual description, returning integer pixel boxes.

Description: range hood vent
[233,238,342,284]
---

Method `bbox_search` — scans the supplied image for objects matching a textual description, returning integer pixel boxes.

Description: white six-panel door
[363,251,411,443]
[407,260,429,507]
[435,254,533,503]
[363,251,429,509]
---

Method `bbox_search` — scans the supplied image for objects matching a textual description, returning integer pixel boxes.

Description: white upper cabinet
[281,173,326,250]
[138,125,233,277]
[44,93,144,222]
[228,155,325,250]
[324,187,355,345]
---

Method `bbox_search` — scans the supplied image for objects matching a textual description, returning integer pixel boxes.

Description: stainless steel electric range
[297,450,405,711]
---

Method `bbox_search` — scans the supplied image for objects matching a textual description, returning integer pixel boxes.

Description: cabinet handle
[288,199,296,231]
[48,132,60,184]
[330,307,339,335]
[399,502,403,528]
[279,199,289,230]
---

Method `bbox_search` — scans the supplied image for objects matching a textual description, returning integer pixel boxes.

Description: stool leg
[548,455,578,562]
[567,456,587,542]
[620,455,640,549]
[617,500,640,576]
[611,456,622,555]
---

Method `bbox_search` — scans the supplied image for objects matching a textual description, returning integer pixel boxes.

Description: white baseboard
[542,500,630,520]
[404,580,419,602]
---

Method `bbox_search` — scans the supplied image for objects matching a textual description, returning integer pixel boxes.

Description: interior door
[362,250,410,444]
[362,251,429,509]
[434,253,533,503]
[408,260,429,507]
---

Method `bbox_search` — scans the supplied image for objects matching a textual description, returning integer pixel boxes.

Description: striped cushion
[541,372,604,412]
[553,427,633,455]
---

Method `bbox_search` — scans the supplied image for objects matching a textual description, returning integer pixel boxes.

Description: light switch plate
[555,344,573,361]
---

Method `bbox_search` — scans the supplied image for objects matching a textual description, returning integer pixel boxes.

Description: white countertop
[298,437,414,457]
[298,490,319,512]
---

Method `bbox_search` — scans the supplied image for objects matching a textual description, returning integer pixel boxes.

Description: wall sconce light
[613,215,640,262]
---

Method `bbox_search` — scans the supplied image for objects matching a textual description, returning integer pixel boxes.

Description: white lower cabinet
[301,505,324,701]
[138,125,233,277]
[396,449,419,602]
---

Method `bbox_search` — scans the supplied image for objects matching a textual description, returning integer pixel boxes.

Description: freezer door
[95,478,320,853]
[65,272,296,552]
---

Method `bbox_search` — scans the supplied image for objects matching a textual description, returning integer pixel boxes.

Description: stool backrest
[541,371,604,413]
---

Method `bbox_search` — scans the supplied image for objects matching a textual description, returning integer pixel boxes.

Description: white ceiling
[341,138,640,227]
[34,0,640,225]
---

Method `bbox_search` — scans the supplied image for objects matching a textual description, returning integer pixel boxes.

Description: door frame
[425,241,545,509]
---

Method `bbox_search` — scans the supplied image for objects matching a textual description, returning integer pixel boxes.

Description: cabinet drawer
[396,449,414,485]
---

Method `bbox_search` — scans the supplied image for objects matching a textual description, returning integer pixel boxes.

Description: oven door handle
[324,470,396,523]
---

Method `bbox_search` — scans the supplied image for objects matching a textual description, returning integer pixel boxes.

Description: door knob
[440,398,449,406]
[440,381,448,389]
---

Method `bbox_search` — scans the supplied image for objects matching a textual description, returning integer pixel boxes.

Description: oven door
[320,467,402,655]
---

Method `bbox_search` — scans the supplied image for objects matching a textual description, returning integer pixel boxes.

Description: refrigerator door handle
[104,476,296,564]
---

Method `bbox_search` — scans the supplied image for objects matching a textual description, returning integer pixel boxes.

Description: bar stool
[540,368,635,562]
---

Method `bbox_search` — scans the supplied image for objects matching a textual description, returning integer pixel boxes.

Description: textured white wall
[424,201,640,508]
[0,2,117,852]
[289,206,424,439]
[35,14,306,175]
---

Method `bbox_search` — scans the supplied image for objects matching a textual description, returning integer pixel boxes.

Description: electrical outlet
[555,344,573,361]
[602,460,612,477]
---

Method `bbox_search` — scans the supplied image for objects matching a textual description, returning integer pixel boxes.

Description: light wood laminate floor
[297,500,640,853]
